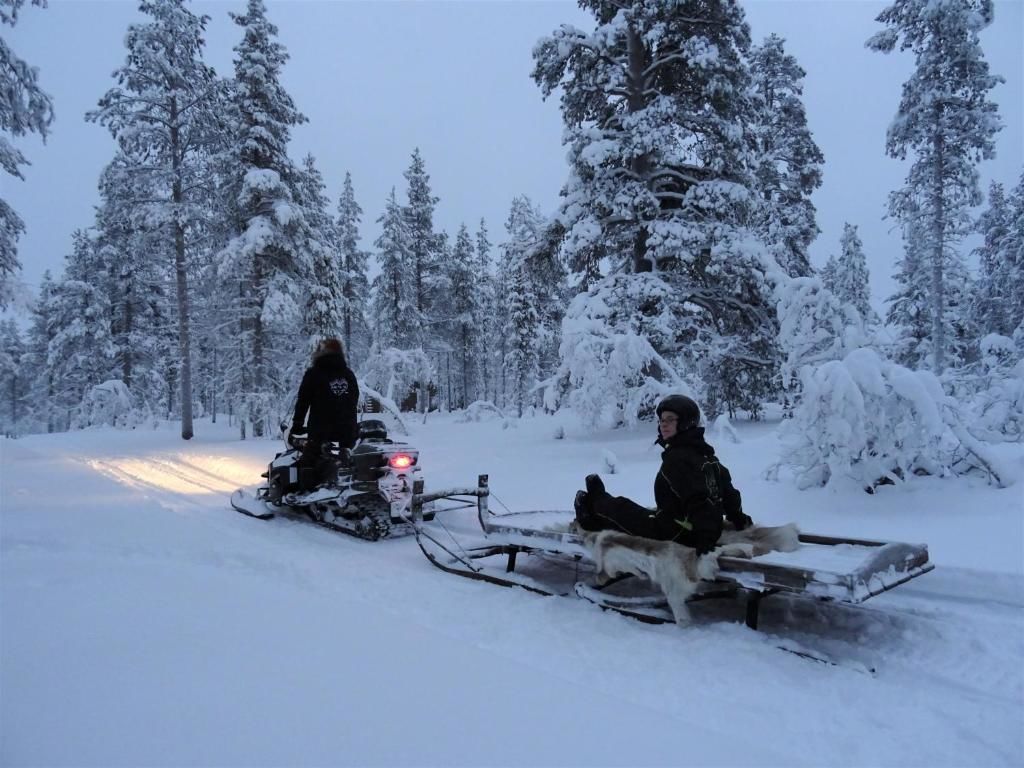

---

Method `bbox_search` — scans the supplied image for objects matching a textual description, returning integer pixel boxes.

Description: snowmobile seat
[358,419,389,442]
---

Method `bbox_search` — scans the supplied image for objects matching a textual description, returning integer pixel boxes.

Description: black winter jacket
[291,352,360,448]
[653,427,750,552]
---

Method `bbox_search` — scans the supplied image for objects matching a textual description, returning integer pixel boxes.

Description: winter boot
[574,490,600,531]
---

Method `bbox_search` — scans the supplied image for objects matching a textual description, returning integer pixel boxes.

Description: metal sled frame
[410,475,935,630]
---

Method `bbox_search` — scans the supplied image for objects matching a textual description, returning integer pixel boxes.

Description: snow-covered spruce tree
[971,181,1013,336]
[87,0,224,439]
[887,198,932,368]
[215,0,313,438]
[91,157,174,420]
[886,190,978,370]
[295,153,344,346]
[402,148,443,348]
[0,0,54,308]
[497,196,567,415]
[337,171,370,368]
[441,224,486,409]
[371,187,414,350]
[833,223,876,324]
[474,218,497,404]
[45,232,118,430]
[748,34,823,279]
[534,0,781,422]
[868,0,1003,374]
[0,318,27,435]
[23,269,57,431]
[1000,171,1024,346]
[505,261,541,417]
[819,253,839,293]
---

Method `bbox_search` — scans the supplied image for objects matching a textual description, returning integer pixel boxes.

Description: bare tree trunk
[252,292,265,438]
[170,97,194,439]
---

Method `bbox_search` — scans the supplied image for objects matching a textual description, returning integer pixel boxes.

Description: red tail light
[388,453,414,469]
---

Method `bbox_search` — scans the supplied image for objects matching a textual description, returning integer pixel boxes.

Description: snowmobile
[230,419,433,540]
[413,475,935,634]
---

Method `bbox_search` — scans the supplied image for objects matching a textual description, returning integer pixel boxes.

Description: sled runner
[412,475,935,630]
[230,419,435,541]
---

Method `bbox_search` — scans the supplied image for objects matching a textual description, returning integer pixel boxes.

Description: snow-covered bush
[601,448,618,474]
[951,335,1024,441]
[775,277,864,394]
[773,348,997,490]
[546,273,690,430]
[358,385,409,435]
[709,413,740,444]
[77,380,148,429]
[359,346,436,412]
[454,400,505,423]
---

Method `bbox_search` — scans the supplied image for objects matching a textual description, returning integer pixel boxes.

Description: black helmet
[656,394,700,430]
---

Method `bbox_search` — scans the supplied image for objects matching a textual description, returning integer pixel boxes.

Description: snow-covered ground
[2,414,1022,767]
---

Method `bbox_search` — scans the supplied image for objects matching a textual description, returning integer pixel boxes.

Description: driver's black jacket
[291,352,360,449]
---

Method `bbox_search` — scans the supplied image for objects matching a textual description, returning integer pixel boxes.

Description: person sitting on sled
[290,337,360,485]
[574,394,753,554]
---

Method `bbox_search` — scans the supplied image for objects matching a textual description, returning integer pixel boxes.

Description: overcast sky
[5,0,1022,314]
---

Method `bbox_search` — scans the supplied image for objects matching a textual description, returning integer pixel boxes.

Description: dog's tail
[719,522,801,557]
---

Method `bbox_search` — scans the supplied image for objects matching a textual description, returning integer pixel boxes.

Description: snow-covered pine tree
[336,172,370,368]
[295,153,344,346]
[402,148,443,347]
[0,319,27,435]
[833,223,876,324]
[868,0,1004,374]
[748,34,824,278]
[87,0,223,439]
[215,0,313,438]
[0,0,54,308]
[372,188,414,351]
[534,0,780,422]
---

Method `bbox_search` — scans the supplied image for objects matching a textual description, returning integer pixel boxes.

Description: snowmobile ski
[231,489,275,520]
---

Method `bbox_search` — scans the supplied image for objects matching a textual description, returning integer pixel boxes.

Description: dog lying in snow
[580,524,801,625]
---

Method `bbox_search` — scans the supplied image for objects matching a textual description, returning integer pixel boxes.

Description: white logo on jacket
[329,378,349,396]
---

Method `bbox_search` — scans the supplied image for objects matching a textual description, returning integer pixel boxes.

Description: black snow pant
[578,493,720,554]
[296,436,348,489]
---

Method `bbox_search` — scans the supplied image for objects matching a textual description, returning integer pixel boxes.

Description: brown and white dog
[581,524,801,625]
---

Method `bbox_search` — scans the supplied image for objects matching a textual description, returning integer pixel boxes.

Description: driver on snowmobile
[290,337,360,484]
[573,394,753,554]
